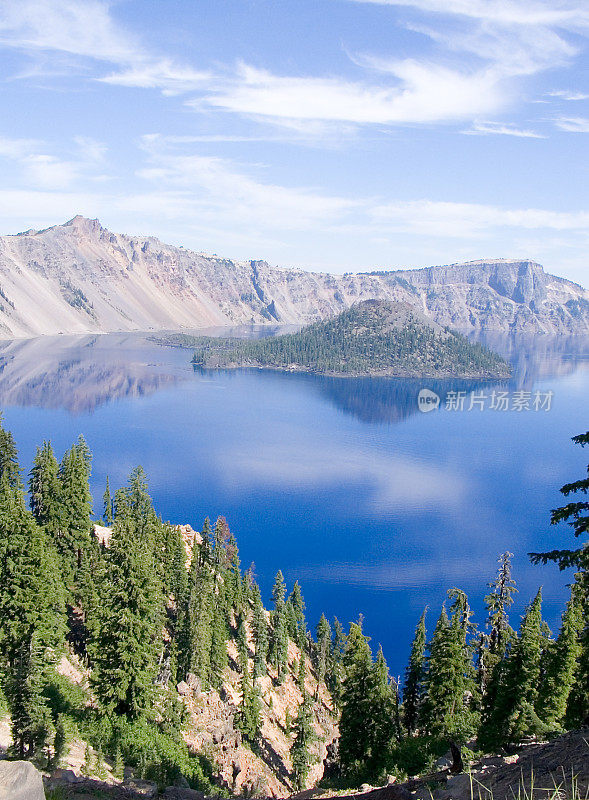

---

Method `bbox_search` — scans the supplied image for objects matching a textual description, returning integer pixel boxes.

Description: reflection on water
[0,330,586,421]
[0,334,181,414]
[0,329,587,677]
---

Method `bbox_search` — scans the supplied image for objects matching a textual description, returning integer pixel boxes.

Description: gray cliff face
[0,216,586,338]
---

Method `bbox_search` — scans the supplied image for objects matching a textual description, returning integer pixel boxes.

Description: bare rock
[177,680,190,696]
[50,767,80,783]
[162,788,206,800]
[0,760,45,800]
[186,674,202,695]
[123,777,159,797]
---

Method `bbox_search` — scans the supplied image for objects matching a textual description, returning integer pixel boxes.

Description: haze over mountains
[0,215,587,339]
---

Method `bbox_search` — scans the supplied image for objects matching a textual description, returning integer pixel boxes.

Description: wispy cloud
[137,134,359,231]
[461,121,546,138]
[0,0,141,64]
[99,62,211,96]
[547,89,589,100]
[3,0,586,134]
[348,0,589,28]
[554,116,589,131]
[370,199,589,237]
[0,135,109,190]
[194,61,506,125]
[0,0,210,96]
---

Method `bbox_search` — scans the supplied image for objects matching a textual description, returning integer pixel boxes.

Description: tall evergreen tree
[269,571,288,682]
[339,621,377,780]
[291,692,315,791]
[288,581,307,651]
[315,614,332,685]
[210,593,228,691]
[102,476,114,526]
[56,436,93,584]
[420,590,478,743]
[29,441,61,533]
[402,608,427,735]
[327,617,347,708]
[477,553,518,715]
[252,586,269,679]
[530,431,589,725]
[537,586,582,728]
[369,646,398,775]
[0,475,65,757]
[480,589,545,749]
[89,470,164,717]
[0,415,21,490]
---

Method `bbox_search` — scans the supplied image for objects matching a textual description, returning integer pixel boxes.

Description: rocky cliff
[0,216,586,338]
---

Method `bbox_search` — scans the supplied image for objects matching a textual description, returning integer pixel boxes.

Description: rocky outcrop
[0,217,586,339]
[404,729,588,800]
[0,760,45,800]
[181,635,337,797]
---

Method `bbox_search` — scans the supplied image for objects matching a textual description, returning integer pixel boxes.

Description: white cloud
[195,61,506,125]
[0,0,210,96]
[370,199,589,237]
[348,0,589,28]
[547,89,589,100]
[0,136,42,158]
[554,116,589,131]
[461,120,546,137]
[0,135,109,190]
[1,0,587,138]
[99,61,212,96]
[0,0,141,64]
[137,135,358,230]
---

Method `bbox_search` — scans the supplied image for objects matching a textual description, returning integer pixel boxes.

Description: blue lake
[0,330,587,680]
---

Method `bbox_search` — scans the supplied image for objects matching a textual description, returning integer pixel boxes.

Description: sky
[0,0,588,283]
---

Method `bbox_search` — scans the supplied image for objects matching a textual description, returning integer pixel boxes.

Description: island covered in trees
[0,416,587,795]
[162,300,512,379]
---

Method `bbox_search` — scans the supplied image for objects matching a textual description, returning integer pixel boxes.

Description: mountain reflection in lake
[0,328,587,677]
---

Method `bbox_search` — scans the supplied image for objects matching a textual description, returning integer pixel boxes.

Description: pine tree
[89,469,164,717]
[177,532,215,684]
[339,621,376,779]
[420,590,478,743]
[369,646,398,776]
[291,691,315,790]
[210,594,228,691]
[270,571,288,682]
[530,431,589,726]
[480,589,545,749]
[328,617,346,708]
[29,441,61,533]
[56,437,93,584]
[237,639,262,745]
[288,581,307,651]
[0,475,65,757]
[103,475,114,526]
[402,608,427,735]
[52,715,68,768]
[315,614,332,685]
[477,553,518,719]
[226,532,242,612]
[537,586,582,728]
[252,585,269,679]
[481,552,517,683]
[0,415,21,490]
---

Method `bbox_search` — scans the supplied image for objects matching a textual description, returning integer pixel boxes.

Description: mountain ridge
[0,215,587,339]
